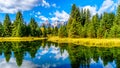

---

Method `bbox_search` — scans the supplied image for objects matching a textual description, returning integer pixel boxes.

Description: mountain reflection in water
[0,40,118,68]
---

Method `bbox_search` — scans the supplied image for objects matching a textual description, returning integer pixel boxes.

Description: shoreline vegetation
[48,37,120,47]
[1,37,120,47]
[0,37,46,42]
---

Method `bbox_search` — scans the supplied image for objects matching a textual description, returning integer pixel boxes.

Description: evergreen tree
[109,24,120,38]
[91,14,99,37]
[29,18,38,37]
[47,25,52,35]
[12,11,25,37]
[67,4,77,37]
[69,19,81,37]
[36,27,42,37]
[87,22,95,38]
[67,4,81,37]
[3,14,12,37]
[97,13,114,38]
[80,8,86,26]
[114,5,120,25]
[16,23,23,37]
[53,26,58,36]
[97,13,107,38]
[58,25,68,37]
[0,22,3,37]
[81,24,87,38]
[42,24,47,37]
[108,5,119,37]
[85,9,91,24]
[109,5,120,38]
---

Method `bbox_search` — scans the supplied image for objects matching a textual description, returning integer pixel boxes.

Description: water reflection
[0,41,118,68]
[0,58,38,68]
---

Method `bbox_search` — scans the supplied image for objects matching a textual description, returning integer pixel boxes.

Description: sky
[0,0,119,26]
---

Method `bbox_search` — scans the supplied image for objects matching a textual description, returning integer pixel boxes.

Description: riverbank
[48,36,120,47]
[0,37,46,42]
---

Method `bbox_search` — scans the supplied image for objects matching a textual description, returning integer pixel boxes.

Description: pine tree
[91,14,99,37]
[47,25,52,36]
[12,11,25,37]
[58,25,68,37]
[3,14,12,37]
[114,5,120,25]
[29,18,38,37]
[67,4,77,37]
[53,26,58,36]
[85,9,91,24]
[97,12,114,38]
[67,4,81,37]
[42,24,47,37]
[87,22,95,38]
[69,19,81,37]
[80,8,86,26]
[0,22,3,37]
[16,23,23,37]
[36,27,42,37]
[109,5,120,38]
[109,24,120,38]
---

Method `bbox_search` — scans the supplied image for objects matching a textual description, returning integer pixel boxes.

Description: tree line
[1,4,120,38]
[58,4,120,38]
[0,11,59,37]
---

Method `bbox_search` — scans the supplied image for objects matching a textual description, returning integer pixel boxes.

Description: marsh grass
[0,37,46,42]
[48,36,120,47]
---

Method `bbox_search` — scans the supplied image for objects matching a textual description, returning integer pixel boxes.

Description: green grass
[48,36,120,47]
[0,37,46,42]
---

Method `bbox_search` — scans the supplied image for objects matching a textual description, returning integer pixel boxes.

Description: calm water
[0,40,118,68]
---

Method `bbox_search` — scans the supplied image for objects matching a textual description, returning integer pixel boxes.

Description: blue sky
[0,0,119,26]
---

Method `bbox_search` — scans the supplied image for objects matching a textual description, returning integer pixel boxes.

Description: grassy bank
[0,37,46,42]
[48,36,120,47]
[1,37,120,47]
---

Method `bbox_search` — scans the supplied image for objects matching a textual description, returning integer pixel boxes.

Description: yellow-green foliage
[0,37,46,42]
[48,36,120,47]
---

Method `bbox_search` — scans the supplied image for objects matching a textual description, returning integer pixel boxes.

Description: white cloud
[32,11,48,22]
[82,6,97,16]
[41,0,50,8]
[50,10,69,27]
[52,4,57,8]
[0,0,52,13]
[38,16,48,21]
[82,0,117,16]
[0,0,40,13]
[98,0,117,14]
[36,11,41,15]
[50,10,69,22]
[50,17,59,21]
[40,0,58,8]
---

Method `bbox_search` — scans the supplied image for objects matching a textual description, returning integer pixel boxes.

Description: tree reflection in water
[0,40,118,68]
